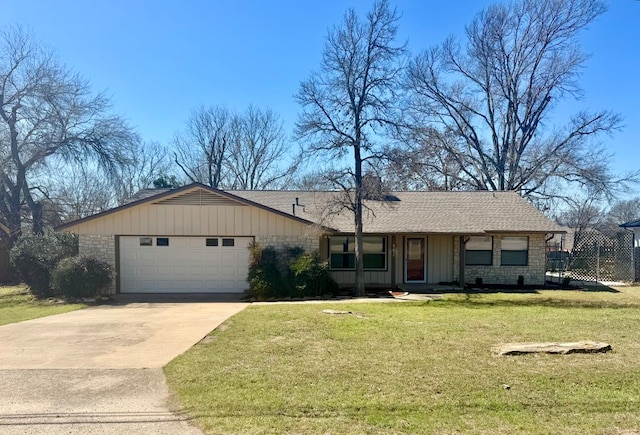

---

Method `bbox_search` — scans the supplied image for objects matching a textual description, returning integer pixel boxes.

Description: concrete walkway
[0,298,248,434]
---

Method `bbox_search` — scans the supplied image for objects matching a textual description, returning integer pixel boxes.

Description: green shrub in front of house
[10,230,78,298]
[290,251,338,298]
[52,255,113,299]
[247,243,282,300]
[247,242,338,300]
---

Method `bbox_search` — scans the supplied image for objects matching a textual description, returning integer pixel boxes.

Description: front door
[405,237,426,283]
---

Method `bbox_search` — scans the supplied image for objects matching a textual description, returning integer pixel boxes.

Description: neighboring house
[620,219,640,248]
[57,183,564,295]
[620,219,640,282]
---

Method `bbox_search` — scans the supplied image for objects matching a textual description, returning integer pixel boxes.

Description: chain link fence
[547,230,635,283]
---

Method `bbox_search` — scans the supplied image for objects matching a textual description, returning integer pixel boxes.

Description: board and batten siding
[63,203,313,239]
[427,235,454,284]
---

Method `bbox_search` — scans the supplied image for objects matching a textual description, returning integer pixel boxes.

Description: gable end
[153,189,246,207]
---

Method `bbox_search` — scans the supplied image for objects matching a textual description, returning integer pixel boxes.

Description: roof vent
[153,189,245,206]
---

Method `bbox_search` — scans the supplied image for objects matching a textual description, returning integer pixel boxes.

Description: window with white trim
[466,236,493,265]
[329,236,387,270]
[501,236,528,266]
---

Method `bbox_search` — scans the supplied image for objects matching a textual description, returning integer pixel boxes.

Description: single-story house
[57,183,564,295]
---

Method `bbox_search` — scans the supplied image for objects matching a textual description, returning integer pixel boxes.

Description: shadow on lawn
[456,282,621,295]
[430,295,637,310]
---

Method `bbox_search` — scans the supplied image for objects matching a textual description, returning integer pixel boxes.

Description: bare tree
[173,106,232,188]
[115,140,173,203]
[405,0,635,205]
[383,127,466,191]
[0,26,136,247]
[227,106,299,189]
[601,197,640,233]
[45,164,115,222]
[295,0,405,296]
[557,196,604,234]
[174,105,299,190]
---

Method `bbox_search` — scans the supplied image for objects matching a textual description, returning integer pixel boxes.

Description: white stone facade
[254,234,320,253]
[78,234,116,295]
[453,233,547,286]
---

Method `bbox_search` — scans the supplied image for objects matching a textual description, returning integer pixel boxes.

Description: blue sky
[2,0,639,179]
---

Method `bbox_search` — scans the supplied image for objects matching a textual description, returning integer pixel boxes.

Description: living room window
[501,236,529,266]
[329,236,386,270]
[466,236,493,265]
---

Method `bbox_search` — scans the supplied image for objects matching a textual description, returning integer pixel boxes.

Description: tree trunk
[32,202,44,235]
[354,144,365,297]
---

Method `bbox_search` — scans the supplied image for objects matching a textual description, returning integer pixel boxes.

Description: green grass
[165,287,640,434]
[0,285,86,326]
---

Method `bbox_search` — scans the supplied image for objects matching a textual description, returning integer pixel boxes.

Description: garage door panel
[119,236,252,293]
[187,251,206,262]
[120,251,139,262]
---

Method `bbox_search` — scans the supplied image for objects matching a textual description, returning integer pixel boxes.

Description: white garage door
[119,236,252,293]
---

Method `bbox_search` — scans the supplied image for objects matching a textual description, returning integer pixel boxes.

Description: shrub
[246,242,338,300]
[290,252,338,298]
[247,242,282,300]
[10,230,78,298]
[278,246,305,297]
[52,255,113,299]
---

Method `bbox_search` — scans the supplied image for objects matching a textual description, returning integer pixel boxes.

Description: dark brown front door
[405,237,426,282]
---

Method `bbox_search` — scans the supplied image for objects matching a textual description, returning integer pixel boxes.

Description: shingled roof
[620,219,640,228]
[62,184,563,234]
[232,190,564,234]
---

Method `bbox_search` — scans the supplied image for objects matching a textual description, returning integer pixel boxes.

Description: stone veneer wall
[453,233,547,286]
[78,234,116,295]
[254,234,319,253]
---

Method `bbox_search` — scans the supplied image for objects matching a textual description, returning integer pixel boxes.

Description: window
[222,238,235,247]
[466,236,493,265]
[206,238,219,247]
[139,237,153,246]
[156,237,169,246]
[501,236,528,266]
[329,236,386,270]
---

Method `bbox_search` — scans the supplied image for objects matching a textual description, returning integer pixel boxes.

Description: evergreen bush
[10,230,78,298]
[246,242,338,300]
[247,242,282,300]
[52,255,112,298]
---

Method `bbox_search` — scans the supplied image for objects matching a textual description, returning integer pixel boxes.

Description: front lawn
[0,285,86,326]
[165,287,640,434]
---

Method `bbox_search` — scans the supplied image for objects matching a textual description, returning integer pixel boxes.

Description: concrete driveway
[0,297,248,434]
